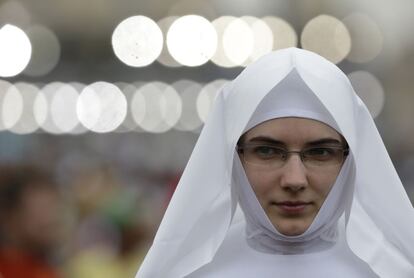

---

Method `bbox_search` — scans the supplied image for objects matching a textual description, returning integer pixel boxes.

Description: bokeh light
[167,15,217,67]
[50,83,80,133]
[24,25,61,77]
[0,80,14,131]
[33,86,48,133]
[343,13,383,63]
[131,87,147,131]
[172,80,203,132]
[211,16,238,68]
[132,82,182,133]
[114,82,141,133]
[197,79,228,122]
[156,17,181,67]
[348,71,385,118]
[241,16,273,64]
[112,15,163,67]
[262,16,297,50]
[222,18,254,66]
[67,82,88,135]
[2,82,23,129]
[0,2,413,276]
[36,82,65,134]
[0,24,32,77]
[77,82,127,133]
[9,82,40,134]
[301,15,351,64]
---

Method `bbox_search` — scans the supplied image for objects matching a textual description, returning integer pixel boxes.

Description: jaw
[267,210,315,236]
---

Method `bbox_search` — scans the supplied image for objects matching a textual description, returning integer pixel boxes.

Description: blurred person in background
[64,166,151,278]
[0,164,63,278]
[136,48,414,277]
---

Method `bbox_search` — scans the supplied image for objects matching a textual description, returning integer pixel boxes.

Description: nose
[279,153,308,192]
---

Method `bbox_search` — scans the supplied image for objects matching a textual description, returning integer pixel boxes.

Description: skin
[7,185,62,256]
[240,117,345,236]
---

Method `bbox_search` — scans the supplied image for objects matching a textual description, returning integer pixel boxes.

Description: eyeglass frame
[236,143,349,169]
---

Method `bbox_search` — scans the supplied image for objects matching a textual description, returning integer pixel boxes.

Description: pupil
[306,148,336,161]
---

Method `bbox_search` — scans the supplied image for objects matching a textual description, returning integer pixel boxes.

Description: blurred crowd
[0,162,177,278]
[0,155,412,278]
[1,0,414,277]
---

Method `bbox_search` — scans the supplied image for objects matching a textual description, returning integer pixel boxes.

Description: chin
[273,221,309,236]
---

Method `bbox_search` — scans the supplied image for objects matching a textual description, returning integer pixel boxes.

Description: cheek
[244,168,277,199]
[308,173,338,199]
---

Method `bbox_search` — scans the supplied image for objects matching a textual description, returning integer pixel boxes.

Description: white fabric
[244,69,339,133]
[189,219,378,278]
[236,69,354,255]
[136,48,414,278]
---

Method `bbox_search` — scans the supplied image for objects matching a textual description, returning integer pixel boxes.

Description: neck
[244,221,339,254]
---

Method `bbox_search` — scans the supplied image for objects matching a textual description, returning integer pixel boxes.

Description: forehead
[243,117,342,143]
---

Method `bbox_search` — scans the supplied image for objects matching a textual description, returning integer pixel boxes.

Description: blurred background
[0,0,413,277]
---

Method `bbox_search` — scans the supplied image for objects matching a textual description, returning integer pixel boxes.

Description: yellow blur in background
[0,0,413,277]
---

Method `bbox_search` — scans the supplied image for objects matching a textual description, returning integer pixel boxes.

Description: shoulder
[187,221,380,278]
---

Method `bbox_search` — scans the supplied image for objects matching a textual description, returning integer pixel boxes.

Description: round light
[131,88,147,130]
[167,15,217,66]
[241,16,273,64]
[112,15,163,67]
[114,82,140,132]
[172,80,203,132]
[262,16,297,50]
[51,83,80,133]
[24,25,61,77]
[0,24,32,77]
[9,82,40,134]
[157,16,181,67]
[68,82,88,135]
[2,83,23,129]
[222,18,254,66]
[132,82,182,133]
[33,88,48,133]
[348,71,385,118]
[211,16,238,68]
[197,79,229,122]
[301,15,351,64]
[343,13,383,63]
[77,82,127,133]
[0,80,14,130]
[36,82,66,134]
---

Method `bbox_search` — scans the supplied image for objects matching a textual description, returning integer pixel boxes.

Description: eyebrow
[247,136,285,145]
[246,136,343,146]
[306,138,343,146]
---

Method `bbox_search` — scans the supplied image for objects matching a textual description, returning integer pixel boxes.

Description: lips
[273,201,311,213]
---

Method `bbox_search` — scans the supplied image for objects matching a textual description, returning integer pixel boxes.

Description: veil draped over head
[136,48,414,278]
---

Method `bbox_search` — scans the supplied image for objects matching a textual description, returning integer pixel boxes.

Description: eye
[305,147,337,160]
[252,146,285,159]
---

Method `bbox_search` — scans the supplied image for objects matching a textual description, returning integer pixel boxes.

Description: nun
[136,48,414,277]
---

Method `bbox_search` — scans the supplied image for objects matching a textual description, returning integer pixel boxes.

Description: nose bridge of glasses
[284,150,305,161]
[281,150,310,169]
[281,149,307,168]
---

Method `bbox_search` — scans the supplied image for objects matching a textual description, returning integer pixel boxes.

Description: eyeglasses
[237,143,349,169]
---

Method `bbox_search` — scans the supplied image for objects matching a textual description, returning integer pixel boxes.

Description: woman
[136,48,414,277]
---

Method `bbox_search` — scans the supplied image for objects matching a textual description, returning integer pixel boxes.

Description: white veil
[136,48,414,278]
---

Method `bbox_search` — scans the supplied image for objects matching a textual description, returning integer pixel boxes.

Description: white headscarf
[234,69,355,255]
[136,48,414,278]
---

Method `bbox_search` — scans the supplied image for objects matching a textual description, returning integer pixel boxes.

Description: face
[239,117,345,236]
[13,185,63,253]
